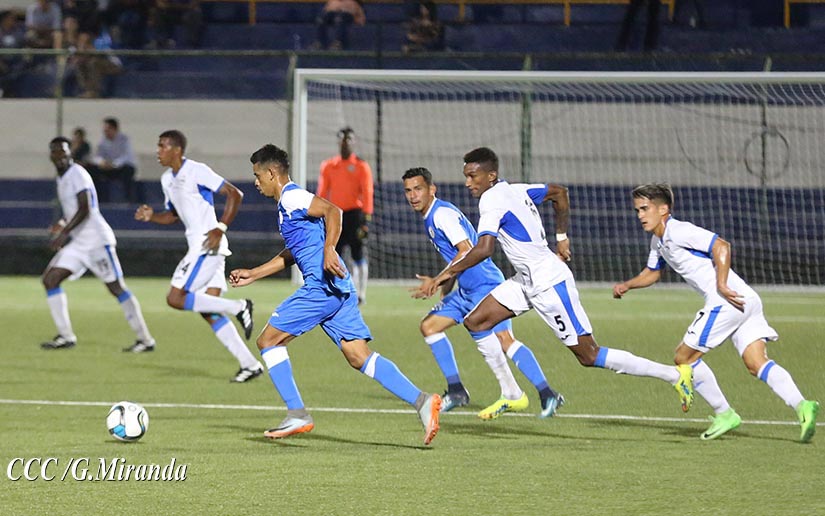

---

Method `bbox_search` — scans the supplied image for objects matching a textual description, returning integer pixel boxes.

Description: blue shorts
[429,286,512,334]
[268,285,371,347]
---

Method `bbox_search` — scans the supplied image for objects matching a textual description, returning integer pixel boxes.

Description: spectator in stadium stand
[71,127,91,166]
[402,1,444,53]
[62,0,99,47]
[316,126,373,305]
[312,0,365,50]
[0,10,26,97]
[108,0,151,49]
[615,0,660,52]
[150,0,203,49]
[24,0,62,49]
[86,117,139,202]
[69,30,122,98]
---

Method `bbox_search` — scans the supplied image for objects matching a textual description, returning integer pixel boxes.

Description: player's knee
[165,292,184,309]
[419,318,438,337]
[42,274,58,291]
[463,313,485,333]
[572,338,599,367]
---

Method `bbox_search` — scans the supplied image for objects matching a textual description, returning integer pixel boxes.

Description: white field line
[0,398,817,427]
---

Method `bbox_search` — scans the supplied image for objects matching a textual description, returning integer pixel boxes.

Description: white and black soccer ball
[106,401,149,442]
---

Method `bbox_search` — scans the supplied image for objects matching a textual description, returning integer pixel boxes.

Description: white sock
[118,291,153,343]
[189,292,244,315]
[46,289,75,340]
[601,347,678,383]
[213,317,260,369]
[758,360,804,410]
[474,332,522,400]
[692,359,730,414]
[354,260,368,301]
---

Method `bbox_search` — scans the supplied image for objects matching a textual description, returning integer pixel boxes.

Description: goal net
[293,70,825,286]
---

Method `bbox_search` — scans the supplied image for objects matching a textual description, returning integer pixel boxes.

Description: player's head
[631,183,673,233]
[157,130,186,167]
[337,126,355,158]
[462,147,499,198]
[250,144,290,198]
[49,136,72,170]
[402,167,436,214]
[102,117,119,139]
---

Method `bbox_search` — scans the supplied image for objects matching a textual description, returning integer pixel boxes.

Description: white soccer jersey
[646,217,755,303]
[56,163,116,249]
[160,158,230,256]
[477,181,570,290]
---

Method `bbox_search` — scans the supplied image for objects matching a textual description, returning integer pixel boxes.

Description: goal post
[293,69,825,286]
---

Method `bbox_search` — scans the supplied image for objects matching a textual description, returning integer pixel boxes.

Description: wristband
[216,222,228,233]
[555,233,568,242]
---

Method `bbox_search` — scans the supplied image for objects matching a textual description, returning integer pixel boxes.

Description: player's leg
[257,324,311,438]
[327,293,441,444]
[497,325,564,418]
[419,311,469,411]
[41,262,76,349]
[167,253,253,339]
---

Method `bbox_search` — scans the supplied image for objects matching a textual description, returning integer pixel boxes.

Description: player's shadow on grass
[129,362,223,380]
[444,421,576,441]
[240,432,431,450]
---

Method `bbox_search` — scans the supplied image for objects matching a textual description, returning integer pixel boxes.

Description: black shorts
[337,209,366,262]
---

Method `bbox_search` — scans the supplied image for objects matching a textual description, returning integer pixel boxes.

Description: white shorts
[170,250,227,293]
[489,277,593,347]
[48,241,123,284]
[682,295,778,356]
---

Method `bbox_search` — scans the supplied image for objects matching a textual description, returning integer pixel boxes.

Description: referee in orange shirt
[316,127,373,304]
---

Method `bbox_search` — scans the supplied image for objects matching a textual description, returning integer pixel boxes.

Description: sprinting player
[229,144,441,444]
[403,167,564,419]
[41,137,155,351]
[316,127,372,304]
[134,129,263,383]
[416,147,695,418]
[613,183,820,442]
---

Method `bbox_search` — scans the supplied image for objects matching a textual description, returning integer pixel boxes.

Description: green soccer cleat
[478,393,529,420]
[700,408,742,441]
[797,400,820,443]
[674,364,695,413]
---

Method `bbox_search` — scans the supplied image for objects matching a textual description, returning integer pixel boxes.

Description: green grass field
[1,276,823,515]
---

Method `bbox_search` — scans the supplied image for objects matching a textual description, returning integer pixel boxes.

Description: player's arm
[711,236,744,310]
[411,238,472,299]
[134,204,179,225]
[201,180,243,252]
[50,190,91,250]
[308,194,347,279]
[613,267,661,299]
[229,248,295,287]
[542,183,571,261]
[416,235,495,298]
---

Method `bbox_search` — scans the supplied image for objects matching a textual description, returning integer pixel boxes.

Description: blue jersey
[423,197,505,294]
[277,182,355,294]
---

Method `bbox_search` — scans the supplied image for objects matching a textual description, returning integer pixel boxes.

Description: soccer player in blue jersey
[613,183,819,442]
[403,167,564,419]
[418,147,696,418]
[229,144,442,444]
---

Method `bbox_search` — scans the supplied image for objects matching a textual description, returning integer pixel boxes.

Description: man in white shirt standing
[134,129,263,383]
[613,183,819,442]
[41,136,154,351]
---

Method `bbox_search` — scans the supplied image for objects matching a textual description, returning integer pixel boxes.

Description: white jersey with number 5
[477,181,570,290]
[646,218,756,304]
[161,158,230,256]
[57,163,116,250]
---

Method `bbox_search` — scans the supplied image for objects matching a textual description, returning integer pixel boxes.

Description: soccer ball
[106,401,149,442]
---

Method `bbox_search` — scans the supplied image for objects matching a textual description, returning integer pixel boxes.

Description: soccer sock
[46,287,75,340]
[470,330,523,400]
[595,347,678,383]
[424,332,462,388]
[211,316,260,369]
[360,352,421,405]
[692,359,730,414]
[185,292,245,315]
[354,259,368,301]
[506,341,557,399]
[117,291,153,343]
[757,360,804,409]
[261,345,304,410]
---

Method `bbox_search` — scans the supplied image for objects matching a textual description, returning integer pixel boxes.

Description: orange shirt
[316,154,374,214]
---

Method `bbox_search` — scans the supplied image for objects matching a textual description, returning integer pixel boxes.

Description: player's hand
[228,268,255,287]
[357,224,369,240]
[409,274,434,299]
[135,204,153,222]
[49,231,69,251]
[202,228,223,254]
[48,219,66,235]
[718,284,745,311]
[613,282,629,299]
[556,239,571,262]
[324,247,346,278]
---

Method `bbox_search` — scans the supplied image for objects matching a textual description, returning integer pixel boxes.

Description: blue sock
[425,332,461,386]
[361,352,422,405]
[508,341,555,398]
[261,346,304,410]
